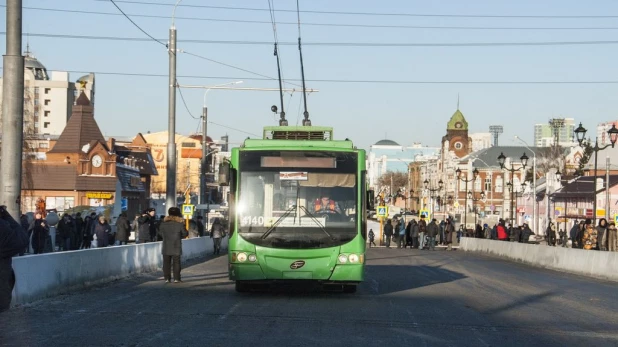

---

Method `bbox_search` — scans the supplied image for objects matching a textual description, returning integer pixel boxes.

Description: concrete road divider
[11,237,227,307]
[460,238,618,282]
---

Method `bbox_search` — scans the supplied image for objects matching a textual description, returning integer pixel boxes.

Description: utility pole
[606,156,610,221]
[200,106,208,206]
[166,23,178,210]
[1,0,25,217]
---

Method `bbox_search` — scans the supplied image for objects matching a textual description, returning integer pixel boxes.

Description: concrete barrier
[11,237,227,306]
[460,238,618,282]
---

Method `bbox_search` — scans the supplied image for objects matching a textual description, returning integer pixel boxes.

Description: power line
[208,121,261,137]
[108,0,166,46]
[180,50,302,88]
[90,0,618,19]
[3,66,618,84]
[176,80,200,120]
[13,6,618,30]
[9,32,618,47]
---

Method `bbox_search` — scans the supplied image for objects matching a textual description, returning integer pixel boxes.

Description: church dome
[24,48,49,80]
[374,139,400,146]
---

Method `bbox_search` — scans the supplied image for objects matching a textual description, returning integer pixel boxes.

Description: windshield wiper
[299,206,335,240]
[261,205,296,239]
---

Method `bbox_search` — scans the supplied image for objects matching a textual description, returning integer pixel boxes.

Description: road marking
[219,302,241,321]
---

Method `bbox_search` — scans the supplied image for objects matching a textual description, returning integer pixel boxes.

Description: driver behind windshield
[313,194,342,214]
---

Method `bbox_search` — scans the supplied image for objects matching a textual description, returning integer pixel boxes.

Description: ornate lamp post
[456,167,479,230]
[468,190,486,227]
[497,152,528,224]
[574,123,618,224]
[424,179,443,219]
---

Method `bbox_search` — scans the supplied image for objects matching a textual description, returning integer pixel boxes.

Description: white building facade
[0,47,95,136]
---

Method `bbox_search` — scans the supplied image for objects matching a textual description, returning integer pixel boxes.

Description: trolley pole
[166,25,178,210]
[1,0,25,218]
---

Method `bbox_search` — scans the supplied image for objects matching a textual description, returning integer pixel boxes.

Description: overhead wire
[10,32,618,47]
[2,66,618,84]
[108,0,166,46]
[177,80,200,119]
[90,0,618,19]
[11,6,618,30]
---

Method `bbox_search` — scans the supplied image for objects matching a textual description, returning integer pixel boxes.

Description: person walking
[137,208,156,244]
[383,219,393,248]
[158,207,188,283]
[115,213,131,245]
[397,218,406,249]
[93,215,111,248]
[427,219,439,251]
[582,219,597,250]
[569,220,582,249]
[418,216,427,250]
[596,218,608,251]
[29,213,49,254]
[0,206,29,312]
[607,222,617,252]
[210,218,226,255]
[445,219,455,250]
[368,229,376,248]
[410,219,419,249]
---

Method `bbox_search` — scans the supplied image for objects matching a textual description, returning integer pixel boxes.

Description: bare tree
[378,171,408,197]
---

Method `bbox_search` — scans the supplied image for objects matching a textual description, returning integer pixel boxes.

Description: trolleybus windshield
[237,151,358,249]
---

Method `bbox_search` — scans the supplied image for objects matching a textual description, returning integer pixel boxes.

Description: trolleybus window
[237,151,358,249]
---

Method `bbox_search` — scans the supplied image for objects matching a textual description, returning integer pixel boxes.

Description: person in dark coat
[196,216,205,237]
[383,219,393,248]
[1,206,29,312]
[82,212,96,249]
[19,214,30,256]
[57,214,74,251]
[93,215,111,248]
[137,208,155,244]
[445,219,455,251]
[115,213,131,245]
[597,218,608,251]
[157,207,188,283]
[29,212,49,254]
[73,213,84,250]
[210,218,226,255]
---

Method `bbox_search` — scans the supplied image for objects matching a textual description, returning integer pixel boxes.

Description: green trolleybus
[219,126,369,293]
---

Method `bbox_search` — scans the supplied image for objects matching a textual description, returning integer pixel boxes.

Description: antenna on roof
[267,0,287,126]
[296,0,311,126]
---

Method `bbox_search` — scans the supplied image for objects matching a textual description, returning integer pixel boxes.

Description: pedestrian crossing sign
[182,204,195,216]
[377,206,388,217]
[614,214,618,224]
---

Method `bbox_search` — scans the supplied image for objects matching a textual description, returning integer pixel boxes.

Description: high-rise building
[0,46,95,136]
[533,118,576,147]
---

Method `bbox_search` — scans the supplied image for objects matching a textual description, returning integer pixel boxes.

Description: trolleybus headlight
[248,254,257,262]
[348,253,359,263]
[338,254,348,263]
[237,252,248,262]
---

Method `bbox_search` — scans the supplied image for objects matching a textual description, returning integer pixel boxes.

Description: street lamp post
[497,152,529,224]
[456,168,479,230]
[468,190,486,228]
[200,81,243,205]
[574,123,618,225]
[507,182,526,225]
[514,136,537,233]
[424,179,443,219]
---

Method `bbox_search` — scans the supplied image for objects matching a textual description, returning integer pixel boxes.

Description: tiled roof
[22,164,116,191]
[115,150,158,176]
[116,166,145,192]
[467,146,567,169]
[48,92,108,154]
[551,175,618,199]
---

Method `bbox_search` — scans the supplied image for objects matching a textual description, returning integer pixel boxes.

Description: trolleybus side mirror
[219,162,230,186]
[367,190,375,210]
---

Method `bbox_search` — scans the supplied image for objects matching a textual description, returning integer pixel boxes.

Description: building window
[45,88,51,94]
[474,177,482,191]
[44,111,50,117]
[34,99,39,106]
[44,99,50,106]
[454,142,463,149]
[45,196,75,212]
[182,142,196,148]
[484,177,492,191]
[39,142,49,149]
[34,87,39,96]
[495,176,503,193]
[44,122,50,129]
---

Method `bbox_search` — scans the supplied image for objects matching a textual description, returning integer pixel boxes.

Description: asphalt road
[1,247,617,347]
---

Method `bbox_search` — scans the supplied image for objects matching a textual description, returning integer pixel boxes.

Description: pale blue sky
[3,0,618,150]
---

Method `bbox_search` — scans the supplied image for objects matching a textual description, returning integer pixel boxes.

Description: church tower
[442,107,471,158]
